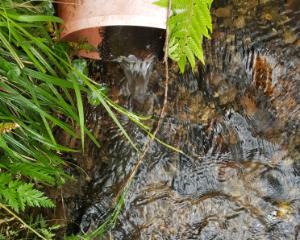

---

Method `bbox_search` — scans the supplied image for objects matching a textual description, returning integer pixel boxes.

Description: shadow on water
[51,0,300,239]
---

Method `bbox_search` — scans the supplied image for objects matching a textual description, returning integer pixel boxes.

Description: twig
[60,188,67,221]
[115,0,172,200]
[86,2,179,237]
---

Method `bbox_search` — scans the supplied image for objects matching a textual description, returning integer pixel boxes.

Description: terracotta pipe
[56,0,167,59]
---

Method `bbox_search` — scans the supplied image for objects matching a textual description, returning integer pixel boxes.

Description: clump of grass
[0,0,151,238]
[0,0,194,239]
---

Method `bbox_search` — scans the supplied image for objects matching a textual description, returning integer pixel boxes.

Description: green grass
[0,1,151,238]
[0,0,209,238]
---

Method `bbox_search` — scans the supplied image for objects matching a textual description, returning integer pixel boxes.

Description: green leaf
[88,86,108,106]
[94,89,138,151]
[68,59,88,150]
[0,31,24,68]
[184,45,196,69]
[6,13,63,23]
[178,56,187,73]
[17,183,55,210]
[153,0,168,7]
[23,68,74,88]
[157,0,213,73]
[0,173,54,212]
[7,66,21,81]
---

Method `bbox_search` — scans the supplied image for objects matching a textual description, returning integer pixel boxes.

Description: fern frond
[17,183,55,210]
[0,123,20,135]
[0,173,54,212]
[155,0,213,72]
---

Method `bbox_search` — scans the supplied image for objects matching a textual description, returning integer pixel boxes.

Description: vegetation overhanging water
[0,0,299,239]
[57,0,300,239]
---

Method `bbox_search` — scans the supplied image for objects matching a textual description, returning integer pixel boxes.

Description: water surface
[52,0,300,239]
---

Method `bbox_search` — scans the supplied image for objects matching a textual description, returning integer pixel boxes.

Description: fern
[0,173,54,213]
[0,123,20,135]
[155,0,213,72]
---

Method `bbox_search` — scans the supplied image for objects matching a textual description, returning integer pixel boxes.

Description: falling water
[115,55,155,110]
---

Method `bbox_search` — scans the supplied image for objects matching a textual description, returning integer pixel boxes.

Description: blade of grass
[23,68,74,88]
[70,75,85,151]
[95,90,138,151]
[29,85,57,145]
[6,13,63,24]
[0,31,24,68]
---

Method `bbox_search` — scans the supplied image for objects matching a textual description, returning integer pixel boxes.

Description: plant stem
[0,203,47,240]
[86,1,173,237]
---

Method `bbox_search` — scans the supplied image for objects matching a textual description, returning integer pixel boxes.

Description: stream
[51,0,300,239]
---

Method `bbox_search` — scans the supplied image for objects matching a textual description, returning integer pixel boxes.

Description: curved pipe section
[57,0,167,59]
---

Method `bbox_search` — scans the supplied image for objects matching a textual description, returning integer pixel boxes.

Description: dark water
[52,0,300,239]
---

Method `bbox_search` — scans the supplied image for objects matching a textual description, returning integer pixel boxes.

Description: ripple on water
[65,0,300,239]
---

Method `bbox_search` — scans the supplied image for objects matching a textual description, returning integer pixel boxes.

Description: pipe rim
[61,14,166,39]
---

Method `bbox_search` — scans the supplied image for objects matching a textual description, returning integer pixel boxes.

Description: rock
[215,7,232,18]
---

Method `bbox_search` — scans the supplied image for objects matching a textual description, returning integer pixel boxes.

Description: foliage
[27,214,62,240]
[155,0,213,72]
[0,1,76,237]
[0,0,214,239]
[0,0,150,239]
[0,173,54,213]
[0,212,61,240]
[82,1,215,238]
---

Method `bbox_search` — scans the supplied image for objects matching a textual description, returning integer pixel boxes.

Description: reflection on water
[55,0,300,239]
